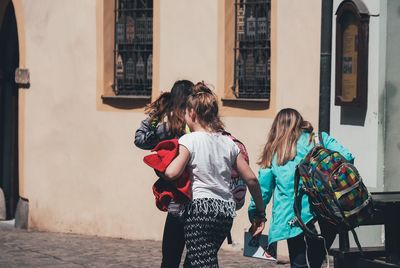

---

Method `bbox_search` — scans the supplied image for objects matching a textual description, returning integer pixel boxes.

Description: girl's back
[271,132,354,193]
[179,131,239,201]
[164,82,266,268]
[271,132,313,184]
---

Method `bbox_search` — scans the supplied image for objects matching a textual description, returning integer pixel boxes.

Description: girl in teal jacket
[248,108,354,268]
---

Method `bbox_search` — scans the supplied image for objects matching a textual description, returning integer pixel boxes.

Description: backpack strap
[314,132,324,148]
[319,132,324,147]
[293,168,323,239]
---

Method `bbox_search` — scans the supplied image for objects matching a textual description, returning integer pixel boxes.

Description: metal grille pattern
[114,0,153,96]
[234,0,270,99]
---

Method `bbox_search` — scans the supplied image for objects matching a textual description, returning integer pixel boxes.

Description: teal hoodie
[248,132,354,245]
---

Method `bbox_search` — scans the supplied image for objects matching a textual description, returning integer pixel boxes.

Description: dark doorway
[0,2,19,220]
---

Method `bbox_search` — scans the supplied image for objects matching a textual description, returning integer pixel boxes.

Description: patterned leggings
[183,198,234,268]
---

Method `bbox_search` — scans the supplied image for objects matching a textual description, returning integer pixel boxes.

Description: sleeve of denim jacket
[134,117,169,150]
[248,167,275,221]
[321,132,355,163]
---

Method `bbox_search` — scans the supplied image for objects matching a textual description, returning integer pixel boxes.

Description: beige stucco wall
[17,0,321,256]
[19,0,165,239]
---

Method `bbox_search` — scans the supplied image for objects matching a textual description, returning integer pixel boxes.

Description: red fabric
[143,139,191,211]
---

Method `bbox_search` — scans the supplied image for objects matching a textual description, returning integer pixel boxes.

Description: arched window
[114,0,153,96]
[233,0,270,100]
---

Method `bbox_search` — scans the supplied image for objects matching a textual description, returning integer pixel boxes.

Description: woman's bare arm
[236,153,266,236]
[164,145,190,181]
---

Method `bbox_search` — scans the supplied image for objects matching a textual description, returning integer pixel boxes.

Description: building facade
[0,0,399,257]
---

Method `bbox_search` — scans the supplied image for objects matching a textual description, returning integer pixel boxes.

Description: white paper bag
[243,231,277,261]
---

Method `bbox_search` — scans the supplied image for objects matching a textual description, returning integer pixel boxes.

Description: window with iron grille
[114,0,153,96]
[233,0,270,100]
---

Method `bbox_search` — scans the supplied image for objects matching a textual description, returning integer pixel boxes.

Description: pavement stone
[0,221,328,267]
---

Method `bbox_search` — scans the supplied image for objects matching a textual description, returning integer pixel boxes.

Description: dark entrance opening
[0,1,19,220]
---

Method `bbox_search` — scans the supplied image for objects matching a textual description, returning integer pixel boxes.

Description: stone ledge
[0,188,5,220]
[14,197,29,229]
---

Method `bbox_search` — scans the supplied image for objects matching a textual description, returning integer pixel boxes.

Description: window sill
[101,95,151,100]
[220,97,270,111]
[221,97,269,103]
[101,94,151,109]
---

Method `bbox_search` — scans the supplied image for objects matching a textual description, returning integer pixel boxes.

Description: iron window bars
[114,0,153,96]
[233,0,270,100]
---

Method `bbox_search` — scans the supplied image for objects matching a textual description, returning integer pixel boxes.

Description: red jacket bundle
[143,139,191,211]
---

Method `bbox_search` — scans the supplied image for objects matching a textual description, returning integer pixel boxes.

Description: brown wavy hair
[187,82,224,132]
[145,80,194,137]
[258,108,314,168]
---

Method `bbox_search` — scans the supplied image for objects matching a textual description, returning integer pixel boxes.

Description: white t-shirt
[179,131,241,202]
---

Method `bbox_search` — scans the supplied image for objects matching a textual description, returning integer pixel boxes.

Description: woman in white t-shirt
[164,82,266,268]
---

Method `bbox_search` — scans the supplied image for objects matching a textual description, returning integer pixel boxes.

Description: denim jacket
[248,132,355,245]
[134,117,174,150]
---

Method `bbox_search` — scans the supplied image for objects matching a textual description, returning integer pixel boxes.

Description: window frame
[232,0,271,101]
[112,0,154,98]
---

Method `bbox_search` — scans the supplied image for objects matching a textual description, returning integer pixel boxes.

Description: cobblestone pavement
[0,221,292,268]
[1,221,330,268]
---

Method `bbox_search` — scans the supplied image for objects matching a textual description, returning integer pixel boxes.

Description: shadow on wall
[385,81,399,151]
[102,97,150,110]
[340,81,399,127]
[385,81,399,120]
[340,105,367,126]
[221,99,270,111]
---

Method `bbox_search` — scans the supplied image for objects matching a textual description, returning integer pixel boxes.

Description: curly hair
[145,80,194,137]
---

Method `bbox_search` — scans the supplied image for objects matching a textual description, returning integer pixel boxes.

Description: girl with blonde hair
[248,108,355,268]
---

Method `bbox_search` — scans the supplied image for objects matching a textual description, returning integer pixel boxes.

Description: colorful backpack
[293,133,373,252]
[221,131,249,211]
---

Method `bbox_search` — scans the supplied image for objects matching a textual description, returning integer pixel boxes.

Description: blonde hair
[187,82,224,132]
[258,108,313,168]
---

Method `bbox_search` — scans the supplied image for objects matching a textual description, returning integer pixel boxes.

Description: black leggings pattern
[161,213,186,268]
[183,198,234,268]
[287,220,337,268]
